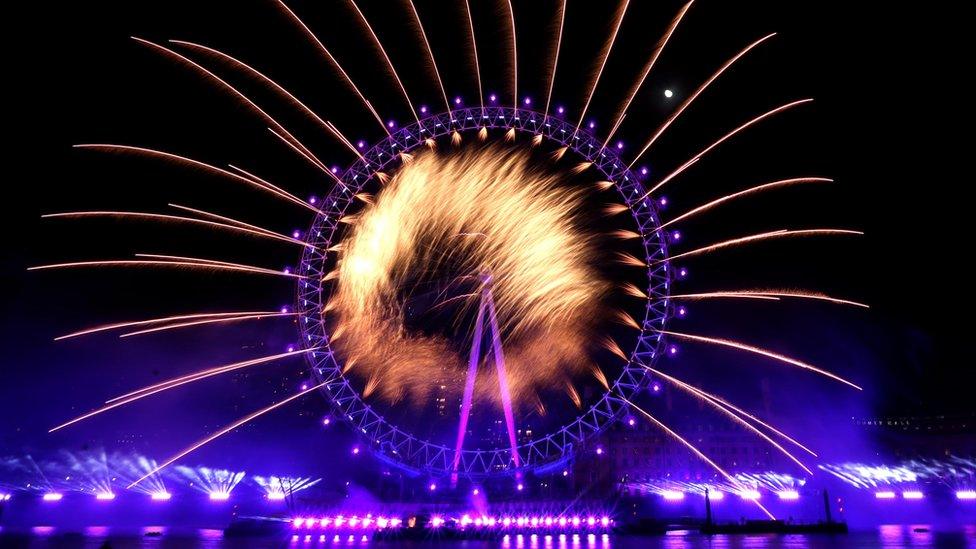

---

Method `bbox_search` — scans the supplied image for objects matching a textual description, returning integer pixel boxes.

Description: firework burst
[329,145,607,407]
[35,0,865,496]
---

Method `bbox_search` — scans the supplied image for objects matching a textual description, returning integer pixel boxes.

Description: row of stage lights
[657,489,976,502]
[291,515,614,531]
[292,533,612,545]
[875,490,976,501]
[7,489,974,504]
[656,489,790,501]
[0,490,248,502]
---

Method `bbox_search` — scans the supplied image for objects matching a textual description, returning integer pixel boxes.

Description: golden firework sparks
[329,145,609,408]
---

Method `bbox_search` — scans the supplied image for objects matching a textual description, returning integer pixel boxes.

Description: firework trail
[169,40,361,158]
[28,259,303,279]
[129,381,327,487]
[42,211,313,249]
[105,349,310,402]
[623,397,776,519]
[659,330,862,390]
[543,0,567,119]
[644,365,818,457]
[73,144,315,211]
[347,0,420,124]
[130,37,325,172]
[54,310,287,341]
[39,0,866,481]
[502,0,518,109]
[604,1,694,147]
[575,0,630,136]
[669,290,868,308]
[666,292,780,301]
[118,312,296,338]
[167,203,306,240]
[404,0,451,113]
[629,33,777,169]
[655,177,832,231]
[275,0,388,133]
[656,229,863,264]
[642,99,815,198]
[48,348,317,433]
[638,365,816,473]
[461,0,483,110]
[268,127,331,173]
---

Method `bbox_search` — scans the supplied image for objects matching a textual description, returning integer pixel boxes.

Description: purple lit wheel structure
[296,107,671,478]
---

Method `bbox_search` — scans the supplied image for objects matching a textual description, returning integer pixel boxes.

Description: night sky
[2,0,971,474]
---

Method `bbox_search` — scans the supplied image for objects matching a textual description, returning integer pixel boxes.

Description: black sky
[2,0,972,467]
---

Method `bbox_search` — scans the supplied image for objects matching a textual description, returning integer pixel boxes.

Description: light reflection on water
[2,526,974,548]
